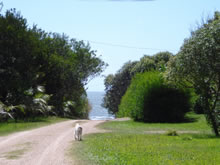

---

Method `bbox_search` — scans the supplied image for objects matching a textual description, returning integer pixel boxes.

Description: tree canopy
[167,11,220,136]
[103,61,137,114]
[103,51,173,114]
[0,9,106,120]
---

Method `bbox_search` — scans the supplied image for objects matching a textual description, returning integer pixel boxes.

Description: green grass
[73,114,220,165]
[0,116,68,136]
[99,113,211,134]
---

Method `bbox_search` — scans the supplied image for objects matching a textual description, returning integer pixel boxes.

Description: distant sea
[87,91,115,120]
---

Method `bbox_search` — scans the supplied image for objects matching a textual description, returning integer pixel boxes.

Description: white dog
[74,123,83,141]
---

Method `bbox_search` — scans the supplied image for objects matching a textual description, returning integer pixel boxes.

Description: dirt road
[0,120,106,165]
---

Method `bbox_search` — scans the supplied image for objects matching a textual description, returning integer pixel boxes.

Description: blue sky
[2,0,220,91]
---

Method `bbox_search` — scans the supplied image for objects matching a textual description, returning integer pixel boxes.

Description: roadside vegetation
[103,52,173,115]
[0,9,106,122]
[118,71,192,122]
[73,114,220,165]
[0,116,67,136]
[103,11,220,136]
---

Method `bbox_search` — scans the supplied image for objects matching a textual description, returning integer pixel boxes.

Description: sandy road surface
[0,120,106,165]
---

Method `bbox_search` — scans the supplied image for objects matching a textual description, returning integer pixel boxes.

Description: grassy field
[0,116,68,136]
[99,113,211,134]
[73,114,220,165]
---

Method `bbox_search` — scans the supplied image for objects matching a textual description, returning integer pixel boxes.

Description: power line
[76,38,178,52]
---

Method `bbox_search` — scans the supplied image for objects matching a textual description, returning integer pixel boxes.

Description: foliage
[143,85,191,122]
[131,51,173,74]
[193,97,205,114]
[103,61,137,114]
[103,52,173,115]
[0,86,53,122]
[38,34,106,117]
[118,71,162,120]
[0,101,15,121]
[0,9,40,105]
[118,72,191,122]
[73,115,219,165]
[63,94,91,119]
[166,11,220,136]
[0,9,106,120]
[21,86,53,120]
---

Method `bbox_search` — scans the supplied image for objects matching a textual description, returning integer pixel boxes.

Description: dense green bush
[143,85,191,122]
[118,71,163,121]
[118,72,192,122]
[103,52,173,115]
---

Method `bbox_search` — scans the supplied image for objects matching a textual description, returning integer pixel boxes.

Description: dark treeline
[0,9,107,121]
[103,11,220,136]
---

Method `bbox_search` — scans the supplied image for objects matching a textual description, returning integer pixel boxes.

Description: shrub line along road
[0,120,106,165]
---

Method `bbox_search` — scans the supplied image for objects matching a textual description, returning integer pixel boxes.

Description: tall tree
[0,9,42,105]
[0,9,107,120]
[103,61,137,114]
[40,35,106,117]
[167,11,220,136]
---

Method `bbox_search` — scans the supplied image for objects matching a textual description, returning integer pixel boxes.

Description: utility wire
[76,38,178,52]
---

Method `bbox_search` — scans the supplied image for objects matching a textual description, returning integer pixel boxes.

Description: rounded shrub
[118,71,192,123]
[143,85,191,122]
[118,71,163,121]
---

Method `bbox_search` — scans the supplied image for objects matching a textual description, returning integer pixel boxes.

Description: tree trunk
[205,98,219,136]
[209,111,219,136]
